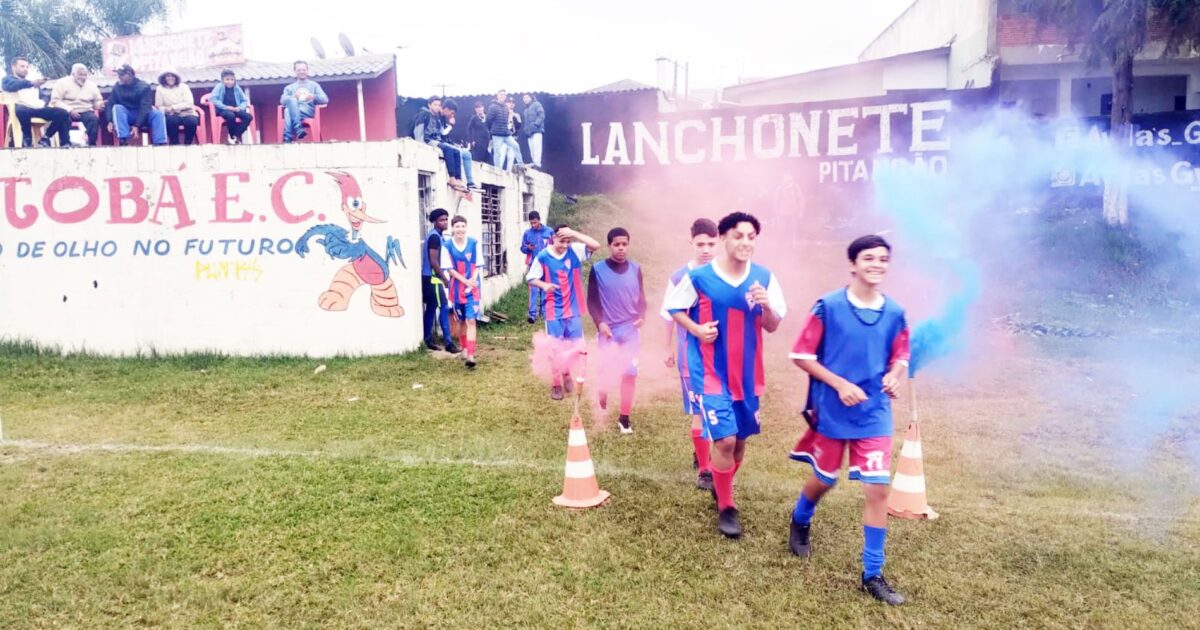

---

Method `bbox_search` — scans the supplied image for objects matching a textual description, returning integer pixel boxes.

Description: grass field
[2,196,1199,628]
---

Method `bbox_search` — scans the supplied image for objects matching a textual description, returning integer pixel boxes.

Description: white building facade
[724,0,1200,117]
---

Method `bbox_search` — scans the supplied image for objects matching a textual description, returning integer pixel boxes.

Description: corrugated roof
[47,53,395,90]
[583,79,656,94]
[722,47,950,96]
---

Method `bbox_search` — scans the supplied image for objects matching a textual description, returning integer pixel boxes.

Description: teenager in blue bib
[526,224,602,400]
[660,218,719,490]
[441,215,482,369]
[665,212,787,539]
[787,234,912,606]
[586,227,647,434]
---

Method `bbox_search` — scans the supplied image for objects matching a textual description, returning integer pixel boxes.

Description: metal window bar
[417,172,434,243]
[481,185,505,277]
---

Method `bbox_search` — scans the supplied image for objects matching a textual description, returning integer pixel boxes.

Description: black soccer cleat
[527,316,536,324]
[618,414,632,434]
[563,375,575,394]
[424,338,443,352]
[862,574,906,606]
[788,520,811,558]
[444,342,461,355]
[717,507,743,539]
[696,470,714,491]
[550,385,564,401]
[465,356,477,369]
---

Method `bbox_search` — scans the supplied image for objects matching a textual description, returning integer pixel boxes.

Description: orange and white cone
[887,421,938,520]
[552,413,610,509]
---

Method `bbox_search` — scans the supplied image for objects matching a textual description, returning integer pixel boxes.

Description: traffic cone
[552,413,610,509]
[887,420,938,520]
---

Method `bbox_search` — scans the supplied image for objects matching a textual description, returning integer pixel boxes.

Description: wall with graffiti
[0,139,551,356]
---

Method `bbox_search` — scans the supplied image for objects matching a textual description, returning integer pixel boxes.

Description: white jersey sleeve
[767,272,788,319]
[525,254,544,283]
[663,272,699,314]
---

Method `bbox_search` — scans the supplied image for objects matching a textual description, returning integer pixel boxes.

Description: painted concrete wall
[858,0,996,89]
[0,139,551,356]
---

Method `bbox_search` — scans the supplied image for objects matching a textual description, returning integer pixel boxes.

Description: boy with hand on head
[441,215,482,368]
[526,225,602,400]
[586,227,647,434]
[664,212,786,539]
[787,234,911,606]
[661,218,719,489]
[521,211,556,324]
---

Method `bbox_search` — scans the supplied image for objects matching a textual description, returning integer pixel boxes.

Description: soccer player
[661,218,719,489]
[441,215,482,369]
[787,234,911,606]
[521,211,556,324]
[526,225,602,400]
[665,211,786,538]
[421,209,459,354]
[586,227,646,434]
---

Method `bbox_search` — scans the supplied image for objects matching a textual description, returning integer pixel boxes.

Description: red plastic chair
[201,93,258,144]
[275,103,325,143]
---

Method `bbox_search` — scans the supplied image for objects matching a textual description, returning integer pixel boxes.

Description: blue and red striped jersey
[526,243,590,321]
[665,262,787,402]
[441,237,479,304]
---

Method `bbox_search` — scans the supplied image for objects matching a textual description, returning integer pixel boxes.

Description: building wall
[0,139,551,356]
[1001,61,1200,114]
[858,0,996,89]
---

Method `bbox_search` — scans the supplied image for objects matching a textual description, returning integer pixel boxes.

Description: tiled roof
[48,53,395,90]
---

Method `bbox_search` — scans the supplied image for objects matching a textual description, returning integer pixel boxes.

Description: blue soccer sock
[862,525,887,579]
[792,493,817,525]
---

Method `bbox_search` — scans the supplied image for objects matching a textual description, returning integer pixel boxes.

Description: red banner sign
[101,25,245,76]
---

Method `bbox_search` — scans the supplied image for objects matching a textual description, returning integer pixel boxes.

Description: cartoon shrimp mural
[295,171,406,318]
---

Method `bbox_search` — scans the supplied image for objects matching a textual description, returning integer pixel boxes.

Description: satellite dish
[310,37,326,60]
[338,33,355,57]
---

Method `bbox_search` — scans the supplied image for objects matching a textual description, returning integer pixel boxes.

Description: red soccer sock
[466,340,476,356]
[459,335,467,351]
[619,375,636,415]
[691,428,711,472]
[712,465,736,511]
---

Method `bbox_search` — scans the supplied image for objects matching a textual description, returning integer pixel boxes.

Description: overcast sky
[162,1,914,95]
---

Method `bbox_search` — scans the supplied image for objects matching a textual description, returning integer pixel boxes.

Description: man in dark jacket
[2,56,70,148]
[522,93,545,168]
[106,65,167,145]
[485,89,511,169]
[466,101,490,164]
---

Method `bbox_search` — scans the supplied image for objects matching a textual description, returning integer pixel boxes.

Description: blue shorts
[453,300,480,321]
[597,322,639,377]
[699,394,760,441]
[545,316,584,340]
[680,376,701,415]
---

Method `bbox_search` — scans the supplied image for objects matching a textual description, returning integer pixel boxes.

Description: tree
[1017,0,1200,225]
[0,0,179,75]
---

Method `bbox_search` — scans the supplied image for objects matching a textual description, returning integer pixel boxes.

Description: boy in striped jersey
[661,218,719,490]
[787,235,911,606]
[664,212,787,539]
[526,225,602,400]
[441,215,482,368]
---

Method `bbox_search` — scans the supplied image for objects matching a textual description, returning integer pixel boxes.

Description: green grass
[2,196,1199,628]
